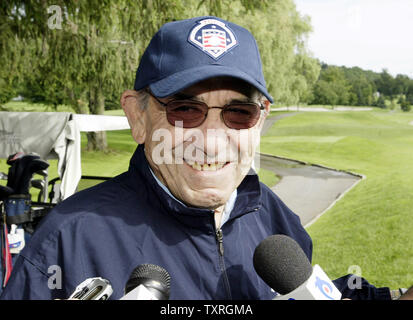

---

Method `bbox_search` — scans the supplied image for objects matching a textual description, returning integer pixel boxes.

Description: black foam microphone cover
[125,264,171,300]
[253,234,313,295]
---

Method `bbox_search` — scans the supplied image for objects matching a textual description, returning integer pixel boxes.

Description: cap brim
[149,65,274,103]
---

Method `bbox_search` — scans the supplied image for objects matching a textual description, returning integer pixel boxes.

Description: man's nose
[200,107,226,129]
[199,108,230,159]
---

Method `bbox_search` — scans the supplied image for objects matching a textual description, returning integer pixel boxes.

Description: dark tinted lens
[222,104,261,129]
[166,101,207,128]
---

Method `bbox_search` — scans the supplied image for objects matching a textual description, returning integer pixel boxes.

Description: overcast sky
[294,0,413,78]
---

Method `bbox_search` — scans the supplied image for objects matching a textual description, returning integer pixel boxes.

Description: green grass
[257,168,280,187]
[261,109,413,289]
[1,101,75,113]
[79,131,136,175]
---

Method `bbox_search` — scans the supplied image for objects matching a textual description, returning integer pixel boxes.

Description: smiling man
[0,16,393,300]
[122,76,266,227]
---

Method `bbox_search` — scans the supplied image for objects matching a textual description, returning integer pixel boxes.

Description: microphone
[253,234,342,300]
[120,264,171,300]
[68,277,113,300]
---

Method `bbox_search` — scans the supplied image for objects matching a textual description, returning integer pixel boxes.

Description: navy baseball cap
[133,16,273,103]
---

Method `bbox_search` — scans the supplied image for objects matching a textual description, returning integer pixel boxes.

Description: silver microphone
[68,277,113,300]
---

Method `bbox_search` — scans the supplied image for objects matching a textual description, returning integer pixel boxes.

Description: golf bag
[0,152,55,290]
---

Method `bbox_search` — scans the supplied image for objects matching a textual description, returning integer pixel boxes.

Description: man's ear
[121,90,147,144]
[262,99,271,115]
[257,99,271,130]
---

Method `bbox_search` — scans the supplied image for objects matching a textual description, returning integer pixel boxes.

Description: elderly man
[0,16,392,300]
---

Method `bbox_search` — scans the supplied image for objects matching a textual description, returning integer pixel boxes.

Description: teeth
[186,161,225,171]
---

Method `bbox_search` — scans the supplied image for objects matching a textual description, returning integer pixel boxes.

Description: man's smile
[183,159,231,172]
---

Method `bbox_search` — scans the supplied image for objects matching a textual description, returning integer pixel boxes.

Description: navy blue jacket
[0,145,390,300]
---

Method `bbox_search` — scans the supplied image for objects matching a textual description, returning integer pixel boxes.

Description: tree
[350,77,374,106]
[401,100,411,112]
[0,14,32,107]
[289,54,321,105]
[2,0,316,148]
[311,66,352,107]
[375,95,386,109]
[312,80,338,107]
[375,69,395,97]
[1,0,268,150]
[232,0,320,106]
[394,74,411,96]
[406,82,413,105]
[340,66,377,106]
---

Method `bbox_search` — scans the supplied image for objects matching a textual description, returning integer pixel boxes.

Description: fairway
[261,109,413,289]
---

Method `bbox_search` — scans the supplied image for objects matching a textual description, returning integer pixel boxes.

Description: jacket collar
[128,145,262,230]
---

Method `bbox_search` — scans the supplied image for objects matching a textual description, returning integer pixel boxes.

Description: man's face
[130,78,268,209]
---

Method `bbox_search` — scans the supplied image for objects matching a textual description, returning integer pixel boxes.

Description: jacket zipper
[212,207,259,299]
[215,228,232,299]
[216,228,224,256]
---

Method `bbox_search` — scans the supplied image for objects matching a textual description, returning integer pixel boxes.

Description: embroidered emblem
[188,18,238,60]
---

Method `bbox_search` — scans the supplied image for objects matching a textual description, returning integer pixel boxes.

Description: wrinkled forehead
[175,76,263,102]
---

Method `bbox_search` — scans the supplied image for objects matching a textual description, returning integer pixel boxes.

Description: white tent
[0,112,130,201]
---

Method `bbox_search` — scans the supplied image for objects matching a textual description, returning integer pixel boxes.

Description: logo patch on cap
[188,18,238,60]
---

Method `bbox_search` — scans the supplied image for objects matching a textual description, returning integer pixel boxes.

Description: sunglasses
[149,92,265,130]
